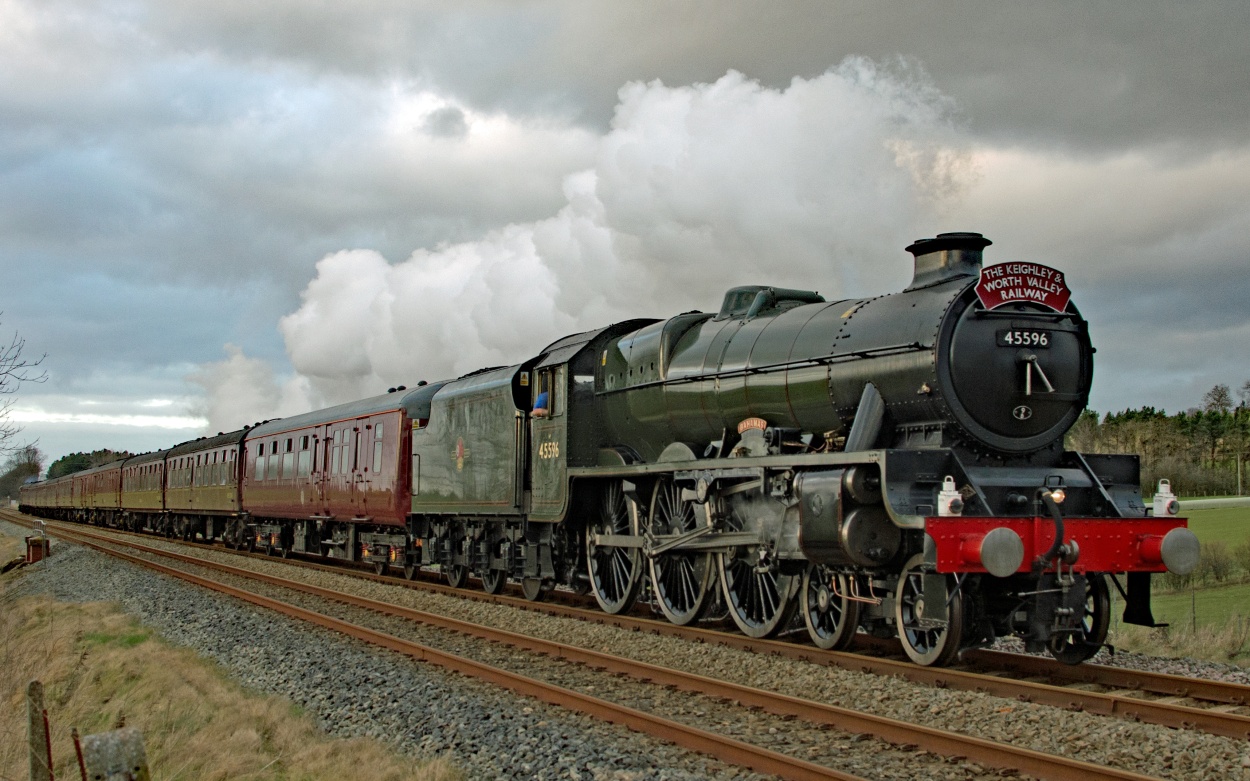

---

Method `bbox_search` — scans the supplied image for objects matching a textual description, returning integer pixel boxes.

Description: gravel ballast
[8,520,1250,781]
[2,522,764,781]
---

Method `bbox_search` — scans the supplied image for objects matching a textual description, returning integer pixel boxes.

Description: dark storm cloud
[113,1,1250,151]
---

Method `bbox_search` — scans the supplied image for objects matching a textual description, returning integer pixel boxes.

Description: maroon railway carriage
[235,383,446,568]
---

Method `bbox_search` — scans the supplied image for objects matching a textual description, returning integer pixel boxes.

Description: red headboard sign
[975,262,1071,312]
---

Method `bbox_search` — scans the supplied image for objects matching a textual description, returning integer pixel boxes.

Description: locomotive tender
[21,232,1199,666]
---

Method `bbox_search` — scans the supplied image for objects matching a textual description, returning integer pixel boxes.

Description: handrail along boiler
[19,232,1198,666]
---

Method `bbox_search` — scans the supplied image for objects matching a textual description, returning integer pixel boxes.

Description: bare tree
[1240,380,1250,408]
[1203,383,1233,414]
[0,443,43,501]
[0,317,47,454]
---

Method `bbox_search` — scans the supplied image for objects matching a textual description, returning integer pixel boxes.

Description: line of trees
[46,449,134,479]
[1066,382,1250,496]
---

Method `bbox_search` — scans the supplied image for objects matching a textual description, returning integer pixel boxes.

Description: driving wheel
[587,480,644,614]
[647,479,714,626]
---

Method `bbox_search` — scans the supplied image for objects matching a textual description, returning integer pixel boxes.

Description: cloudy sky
[4,1,1249,467]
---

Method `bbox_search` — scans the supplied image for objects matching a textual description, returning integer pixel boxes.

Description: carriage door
[528,364,568,521]
[325,423,357,520]
[358,415,386,519]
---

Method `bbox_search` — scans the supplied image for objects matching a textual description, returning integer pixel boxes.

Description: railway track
[10,511,1250,742]
[3,510,1209,781]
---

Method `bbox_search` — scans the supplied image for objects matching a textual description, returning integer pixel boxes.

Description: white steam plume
[188,345,313,433]
[217,58,976,414]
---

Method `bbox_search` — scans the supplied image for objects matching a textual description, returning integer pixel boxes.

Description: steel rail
[13,511,1250,738]
[19,516,1168,781]
[11,511,1250,739]
[960,647,1250,706]
[12,512,1250,734]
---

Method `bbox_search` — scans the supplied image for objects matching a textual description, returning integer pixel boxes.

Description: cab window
[534,368,561,417]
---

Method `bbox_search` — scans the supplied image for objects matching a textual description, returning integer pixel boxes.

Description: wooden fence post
[27,680,53,781]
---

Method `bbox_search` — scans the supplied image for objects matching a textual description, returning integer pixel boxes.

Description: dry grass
[0,532,20,570]
[0,536,464,781]
[1110,617,1250,666]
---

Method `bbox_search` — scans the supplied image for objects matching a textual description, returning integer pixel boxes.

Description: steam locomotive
[21,232,1199,666]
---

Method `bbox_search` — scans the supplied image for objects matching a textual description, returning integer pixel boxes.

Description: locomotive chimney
[904,232,991,291]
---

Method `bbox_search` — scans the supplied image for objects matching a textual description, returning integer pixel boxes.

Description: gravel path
[9,521,1250,780]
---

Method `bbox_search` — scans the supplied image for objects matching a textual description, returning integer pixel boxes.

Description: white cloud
[240,60,975,410]
[187,344,312,433]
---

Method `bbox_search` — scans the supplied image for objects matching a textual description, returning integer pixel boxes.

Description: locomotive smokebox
[905,232,992,291]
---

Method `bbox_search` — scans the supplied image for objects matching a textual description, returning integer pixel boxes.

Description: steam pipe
[1038,491,1065,563]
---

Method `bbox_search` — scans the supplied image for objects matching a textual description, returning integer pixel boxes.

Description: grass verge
[1,534,464,781]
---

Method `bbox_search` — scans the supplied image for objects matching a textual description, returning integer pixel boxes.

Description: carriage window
[297,448,312,477]
[372,423,384,473]
[255,445,266,481]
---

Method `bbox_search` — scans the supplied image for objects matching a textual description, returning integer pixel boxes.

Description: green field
[1179,505,1250,547]
[1152,504,1250,630]
[1148,581,1250,629]
[1105,503,1250,662]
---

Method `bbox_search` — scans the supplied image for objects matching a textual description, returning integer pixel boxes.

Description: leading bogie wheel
[647,479,715,626]
[1048,573,1111,664]
[801,564,862,650]
[587,480,644,614]
[895,553,964,666]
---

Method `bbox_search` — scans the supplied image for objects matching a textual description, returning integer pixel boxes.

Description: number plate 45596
[998,329,1050,348]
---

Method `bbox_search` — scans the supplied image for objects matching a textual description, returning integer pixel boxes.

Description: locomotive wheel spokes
[895,553,964,666]
[587,480,644,614]
[1048,573,1111,664]
[647,479,714,626]
[801,564,862,650]
[717,509,798,638]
